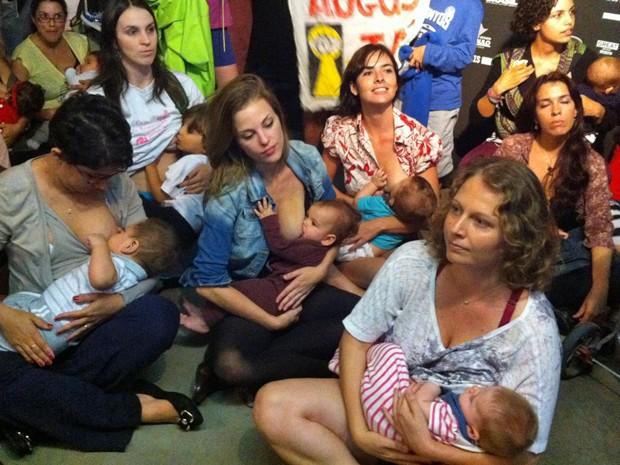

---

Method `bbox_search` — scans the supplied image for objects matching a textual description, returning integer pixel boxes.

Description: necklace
[455,281,504,306]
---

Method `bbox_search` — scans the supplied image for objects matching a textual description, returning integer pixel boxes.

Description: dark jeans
[205,284,359,389]
[0,295,179,451]
[547,228,620,312]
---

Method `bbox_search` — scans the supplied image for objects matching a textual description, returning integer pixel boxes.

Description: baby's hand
[371,169,388,189]
[86,233,107,249]
[254,197,275,219]
[558,228,569,239]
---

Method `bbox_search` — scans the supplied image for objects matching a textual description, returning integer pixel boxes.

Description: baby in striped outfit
[330,342,538,457]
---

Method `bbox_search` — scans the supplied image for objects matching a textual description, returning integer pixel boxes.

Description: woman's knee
[211,349,252,386]
[253,380,297,439]
[124,294,179,350]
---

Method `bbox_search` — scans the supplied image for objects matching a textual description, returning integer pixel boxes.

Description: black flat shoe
[133,380,204,431]
[0,423,34,457]
[191,362,218,405]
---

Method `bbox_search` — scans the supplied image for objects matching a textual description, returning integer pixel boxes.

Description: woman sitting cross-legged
[494,71,620,322]
[0,94,200,454]
[321,43,441,288]
[180,74,361,404]
[254,157,562,465]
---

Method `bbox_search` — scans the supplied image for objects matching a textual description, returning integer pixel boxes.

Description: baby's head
[460,385,538,457]
[107,218,178,276]
[15,81,44,119]
[586,56,620,95]
[177,103,209,154]
[388,176,436,225]
[77,51,100,75]
[301,200,361,246]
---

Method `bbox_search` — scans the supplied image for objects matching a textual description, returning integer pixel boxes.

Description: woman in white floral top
[321,43,442,287]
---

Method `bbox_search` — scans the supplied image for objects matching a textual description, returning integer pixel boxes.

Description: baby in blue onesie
[339,170,437,261]
[0,218,177,355]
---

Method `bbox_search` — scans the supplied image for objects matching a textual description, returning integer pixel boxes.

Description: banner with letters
[288,0,430,111]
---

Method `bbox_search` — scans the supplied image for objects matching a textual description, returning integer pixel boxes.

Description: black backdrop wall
[455,0,619,154]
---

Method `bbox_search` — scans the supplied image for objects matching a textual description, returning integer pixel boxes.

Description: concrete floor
[1,335,618,465]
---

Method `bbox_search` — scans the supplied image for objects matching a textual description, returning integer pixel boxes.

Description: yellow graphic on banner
[307,24,342,98]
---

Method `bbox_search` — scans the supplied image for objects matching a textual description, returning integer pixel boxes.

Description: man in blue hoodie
[400,0,483,181]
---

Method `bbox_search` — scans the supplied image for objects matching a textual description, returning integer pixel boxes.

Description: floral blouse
[321,107,441,195]
[495,133,613,249]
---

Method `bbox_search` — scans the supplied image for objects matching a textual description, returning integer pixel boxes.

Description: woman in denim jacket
[181,75,360,402]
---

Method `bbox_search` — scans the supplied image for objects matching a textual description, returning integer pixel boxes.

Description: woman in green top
[12,0,89,120]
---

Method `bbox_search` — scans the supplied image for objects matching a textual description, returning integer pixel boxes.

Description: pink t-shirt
[207,0,233,28]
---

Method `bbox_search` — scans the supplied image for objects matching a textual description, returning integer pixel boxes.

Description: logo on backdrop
[485,0,517,7]
[476,24,492,49]
[596,40,619,55]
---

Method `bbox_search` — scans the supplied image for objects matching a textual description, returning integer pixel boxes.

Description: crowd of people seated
[0,0,618,464]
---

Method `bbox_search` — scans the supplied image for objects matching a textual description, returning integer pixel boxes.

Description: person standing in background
[207,0,239,88]
[399,0,483,183]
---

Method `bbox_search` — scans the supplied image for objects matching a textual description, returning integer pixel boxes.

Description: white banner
[288,0,430,111]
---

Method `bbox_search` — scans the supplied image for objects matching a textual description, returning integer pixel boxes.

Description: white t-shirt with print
[161,154,208,232]
[89,72,204,174]
[343,240,561,454]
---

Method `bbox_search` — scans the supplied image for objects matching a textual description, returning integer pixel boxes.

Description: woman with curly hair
[255,157,562,465]
[495,71,619,322]
[475,0,604,139]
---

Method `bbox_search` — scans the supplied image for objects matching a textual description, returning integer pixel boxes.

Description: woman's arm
[10,57,29,82]
[475,58,534,118]
[574,246,612,322]
[322,149,354,205]
[144,152,176,203]
[339,331,416,463]
[276,247,339,310]
[197,286,301,331]
[0,302,54,365]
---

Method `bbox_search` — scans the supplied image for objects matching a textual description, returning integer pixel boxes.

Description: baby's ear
[122,238,140,255]
[321,234,337,247]
[467,424,480,442]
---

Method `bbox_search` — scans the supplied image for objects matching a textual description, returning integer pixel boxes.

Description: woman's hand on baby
[352,429,426,465]
[581,95,606,122]
[266,306,302,331]
[344,220,381,251]
[55,293,125,341]
[387,388,435,458]
[0,305,54,366]
[254,197,275,219]
[277,266,322,311]
[179,164,210,194]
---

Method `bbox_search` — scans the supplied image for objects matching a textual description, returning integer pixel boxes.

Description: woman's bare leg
[338,257,386,289]
[254,378,372,465]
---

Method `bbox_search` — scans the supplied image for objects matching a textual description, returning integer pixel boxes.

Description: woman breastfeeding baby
[180,74,361,403]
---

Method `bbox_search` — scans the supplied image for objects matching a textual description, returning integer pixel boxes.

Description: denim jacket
[181,140,335,287]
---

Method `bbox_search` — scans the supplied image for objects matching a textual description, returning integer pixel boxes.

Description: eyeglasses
[35,13,67,24]
[74,165,124,184]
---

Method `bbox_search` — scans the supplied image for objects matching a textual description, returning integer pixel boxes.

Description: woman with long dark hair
[495,71,618,321]
[89,0,205,194]
[474,0,604,140]
[321,43,441,288]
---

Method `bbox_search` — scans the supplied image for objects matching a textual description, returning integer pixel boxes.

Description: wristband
[487,87,503,105]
